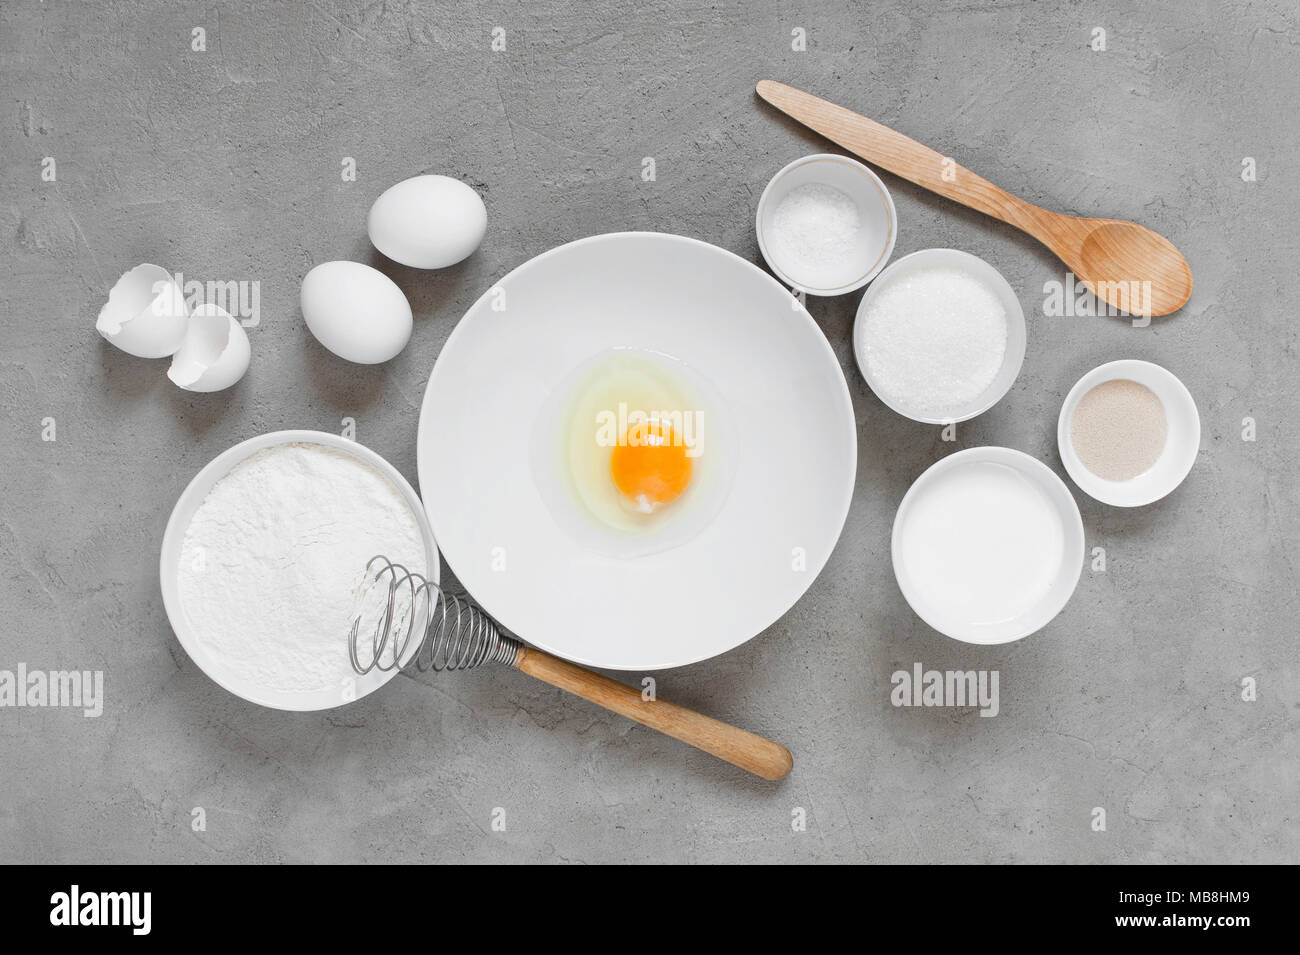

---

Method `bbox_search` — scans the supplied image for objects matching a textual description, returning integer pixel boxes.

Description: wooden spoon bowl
[1069,219,1192,315]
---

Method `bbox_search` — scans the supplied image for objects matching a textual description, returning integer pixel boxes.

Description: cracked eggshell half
[168,304,251,392]
[96,263,190,358]
[367,174,487,269]
[300,260,413,364]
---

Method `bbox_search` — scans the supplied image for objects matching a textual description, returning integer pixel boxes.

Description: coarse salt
[769,183,861,275]
[861,266,1008,416]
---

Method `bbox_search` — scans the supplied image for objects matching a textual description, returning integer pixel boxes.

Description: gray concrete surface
[2,0,1296,864]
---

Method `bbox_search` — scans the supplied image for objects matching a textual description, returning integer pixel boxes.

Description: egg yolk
[610,419,693,512]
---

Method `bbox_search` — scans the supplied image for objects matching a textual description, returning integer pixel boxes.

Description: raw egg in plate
[531,348,735,558]
[418,232,857,671]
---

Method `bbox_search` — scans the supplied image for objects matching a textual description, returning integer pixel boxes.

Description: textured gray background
[2,0,1296,864]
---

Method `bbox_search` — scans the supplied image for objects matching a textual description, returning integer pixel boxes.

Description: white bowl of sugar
[853,248,1027,424]
[756,153,897,296]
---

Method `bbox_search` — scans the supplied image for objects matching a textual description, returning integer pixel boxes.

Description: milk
[897,461,1064,626]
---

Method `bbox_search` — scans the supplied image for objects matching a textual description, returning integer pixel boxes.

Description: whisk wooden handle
[515,647,793,781]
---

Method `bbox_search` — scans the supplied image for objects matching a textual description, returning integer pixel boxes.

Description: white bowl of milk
[891,447,1084,644]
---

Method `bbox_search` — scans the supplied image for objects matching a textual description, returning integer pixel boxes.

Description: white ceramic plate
[891,447,1084,645]
[853,248,1027,423]
[159,430,439,711]
[1057,359,1200,507]
[418,232,857,670]
[756,153,897,296]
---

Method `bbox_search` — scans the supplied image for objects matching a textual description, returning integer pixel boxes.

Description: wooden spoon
[756,80,1192,316]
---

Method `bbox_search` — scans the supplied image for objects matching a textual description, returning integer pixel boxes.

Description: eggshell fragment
[167,304,251,392]
[96,264,190,358]
[367,174,487,269]
[300,261,413,364]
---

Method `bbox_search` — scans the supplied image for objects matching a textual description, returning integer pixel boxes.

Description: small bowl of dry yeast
[1057,359,1200,507]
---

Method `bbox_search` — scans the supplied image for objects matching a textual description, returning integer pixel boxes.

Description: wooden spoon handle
[515,646,793,781]
[756,80,1046,236]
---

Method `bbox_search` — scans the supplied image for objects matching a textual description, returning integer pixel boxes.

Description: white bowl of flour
[160,431,436,711]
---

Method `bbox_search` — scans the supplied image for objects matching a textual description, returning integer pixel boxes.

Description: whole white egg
[300,261,413,364]
[367,174,487,269]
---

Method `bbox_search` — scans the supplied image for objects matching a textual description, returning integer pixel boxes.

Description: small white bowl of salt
[756,153,897,296]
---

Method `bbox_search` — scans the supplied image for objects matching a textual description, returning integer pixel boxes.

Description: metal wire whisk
[346,555,793,781]
[349,555,522,675]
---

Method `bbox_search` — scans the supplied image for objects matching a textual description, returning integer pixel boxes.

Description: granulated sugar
[177,443,426,695]
[861,266,1008,416]
[1070,379,1168,481]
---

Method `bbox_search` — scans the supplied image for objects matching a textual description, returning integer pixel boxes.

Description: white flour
[177,443,426,694]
